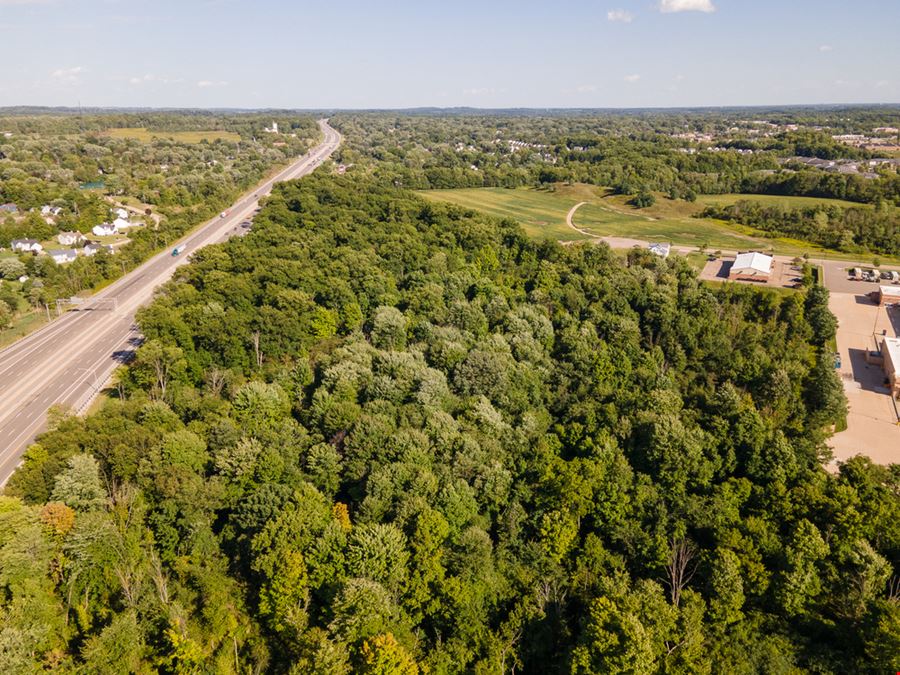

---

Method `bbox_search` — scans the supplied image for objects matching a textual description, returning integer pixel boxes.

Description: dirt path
[565,201,701,254]
[565,202,593,237]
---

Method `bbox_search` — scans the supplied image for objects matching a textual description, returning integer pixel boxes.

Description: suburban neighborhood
[2,201,141,265]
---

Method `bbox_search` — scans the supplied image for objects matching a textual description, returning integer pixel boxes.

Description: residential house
[115,207,130,219]
[57,231,85,246]
[0,203,18,214]
[112,217,132,230]
[49,249,78,265]
[648,242,671,259]
[92,222,118,237]
[10,238,42,253]
[730,252,773,281]
[83,242,114,256]
[41,205,63,217]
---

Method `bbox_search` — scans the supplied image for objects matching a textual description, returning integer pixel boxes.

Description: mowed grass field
[419,184,890,258]
[103,127,241,143]
[418,185,756,250]
[696,193,869,210]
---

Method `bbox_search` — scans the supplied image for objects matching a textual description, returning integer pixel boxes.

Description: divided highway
[0,119,342,486]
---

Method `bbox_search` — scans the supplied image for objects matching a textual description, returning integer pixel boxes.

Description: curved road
[0,119,341,486]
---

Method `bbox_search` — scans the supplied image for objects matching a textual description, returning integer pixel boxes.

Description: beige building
[881,336,900,399]
[877,285,900,306]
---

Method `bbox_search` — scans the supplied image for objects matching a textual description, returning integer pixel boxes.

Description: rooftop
[732,251,773,275]
[883,337,900,372]
[880,285,900,298]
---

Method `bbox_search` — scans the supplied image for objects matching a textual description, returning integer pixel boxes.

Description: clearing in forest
[419,184,885,257]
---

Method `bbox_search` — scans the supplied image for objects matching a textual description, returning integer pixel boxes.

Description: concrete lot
[827,292,900,467]
[818,260,900,295]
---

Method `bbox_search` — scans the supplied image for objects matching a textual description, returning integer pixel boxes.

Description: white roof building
[648,242,671,259]
[115,208,129,219]
[113,217,132,230]
[731,252,773,277]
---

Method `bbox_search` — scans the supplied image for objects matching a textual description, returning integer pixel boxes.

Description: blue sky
[0,0,897,109]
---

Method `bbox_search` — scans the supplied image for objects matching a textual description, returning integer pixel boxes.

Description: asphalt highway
[0,119,341,486]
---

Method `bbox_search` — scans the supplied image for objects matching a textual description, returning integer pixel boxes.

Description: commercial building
[729,252,773,281]
[876,285,900,306]
[880,336,900,399]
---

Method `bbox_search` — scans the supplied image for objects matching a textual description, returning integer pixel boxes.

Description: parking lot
[819,261,900,294]
[827,292,900,467]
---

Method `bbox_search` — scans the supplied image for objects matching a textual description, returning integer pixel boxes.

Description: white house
[648,242,671,259]
[41,205,63,217]
[730,252,773,279]
[11,238,43,253]
[92,222,118,237]
[83,242,114,257]
[57,231,85,246]
[49,249,78,265]
[113,217,132,230]
[114,207,130,219]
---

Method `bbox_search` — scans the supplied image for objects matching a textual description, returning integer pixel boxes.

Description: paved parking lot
[827,292,900,467]
[819,260,900,294]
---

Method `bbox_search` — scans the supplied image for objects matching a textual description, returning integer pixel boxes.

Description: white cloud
[659,0,715,13]
[875,80,889,88]
[50,66,84,84]
[623,74,641,83]
[576,84,598,93]
[607,9,634,22]
[128,74,181,85]
[819,44,833,52]
[197,79,228,88]
[463,87,496,96]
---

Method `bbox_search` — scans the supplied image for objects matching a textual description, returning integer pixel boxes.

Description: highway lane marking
[0,326,142,474]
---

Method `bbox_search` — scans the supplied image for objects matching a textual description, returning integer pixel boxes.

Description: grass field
[0,309,49,350]
[103,128,241,143]
[419,185,756,250]
[419,184,899,261]
[696,193,870,211]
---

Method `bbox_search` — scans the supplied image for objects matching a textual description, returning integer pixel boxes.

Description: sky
[0,0,898,109]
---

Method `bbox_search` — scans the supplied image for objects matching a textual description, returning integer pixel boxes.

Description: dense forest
[702,199,900,256]
[2,169,897,672]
